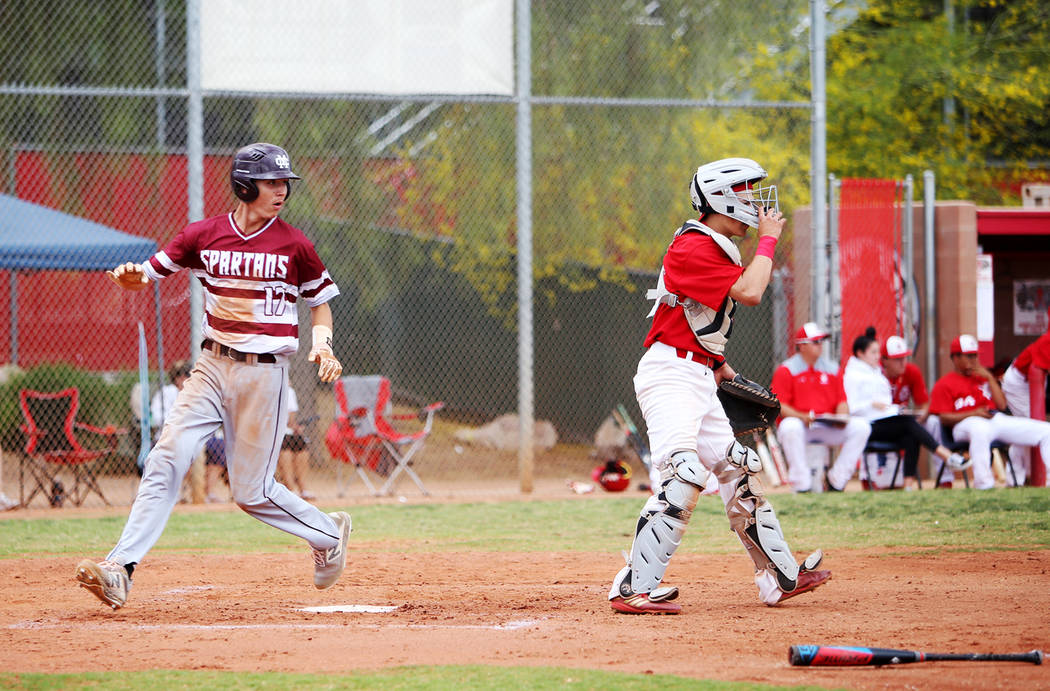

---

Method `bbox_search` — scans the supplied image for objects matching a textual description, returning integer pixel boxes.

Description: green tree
[824,0,1050,203]
[385,0,812,304]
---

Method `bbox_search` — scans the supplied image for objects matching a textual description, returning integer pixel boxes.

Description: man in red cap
[929,334,1050,488]
[999,309,1050,486]
[880,335,936,489]
[771,322,871,492]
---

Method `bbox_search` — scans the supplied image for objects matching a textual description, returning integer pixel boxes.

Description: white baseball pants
[108,350,340,566]
[1001,365,1033,485]
[632,342,734,503]
[776,416,871,491]
[953,410,1050,489]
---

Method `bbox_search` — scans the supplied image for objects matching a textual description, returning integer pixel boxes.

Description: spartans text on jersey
[200,250,289,279]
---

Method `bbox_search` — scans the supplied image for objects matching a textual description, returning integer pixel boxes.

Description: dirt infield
[2,545,1048,689]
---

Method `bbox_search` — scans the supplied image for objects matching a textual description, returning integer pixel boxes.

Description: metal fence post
[809,0,828,328]
[827,173,840,359]
[516,0,534,493]
[186,0,204,360]
[923,169,937,380]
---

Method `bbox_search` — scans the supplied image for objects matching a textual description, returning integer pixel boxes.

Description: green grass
[0,667,831,690]
[2,487,1048,558]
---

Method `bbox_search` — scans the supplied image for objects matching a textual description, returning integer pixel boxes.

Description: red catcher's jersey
[643,228,743,359]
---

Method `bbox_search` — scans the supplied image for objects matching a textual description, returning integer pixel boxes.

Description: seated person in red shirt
[1000,309,1050,486]
[929,334,1050,489]
[881,335,938,488]
[771,322,871,492]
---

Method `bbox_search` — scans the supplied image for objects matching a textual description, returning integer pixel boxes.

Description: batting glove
[107,262,151,291]
[309,325,342,383]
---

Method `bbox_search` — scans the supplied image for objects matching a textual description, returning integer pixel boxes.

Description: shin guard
[718,442,800,592]
[621,450,707,595]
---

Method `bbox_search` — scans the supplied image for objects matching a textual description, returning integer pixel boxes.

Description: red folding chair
[324,375,443,496]
[18,388,124,507]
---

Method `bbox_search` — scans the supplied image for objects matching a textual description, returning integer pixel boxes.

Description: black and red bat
[789,645,1044,667]
[612,404,652,474]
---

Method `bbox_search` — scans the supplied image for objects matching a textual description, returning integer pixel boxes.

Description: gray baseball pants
[107,349,339,566]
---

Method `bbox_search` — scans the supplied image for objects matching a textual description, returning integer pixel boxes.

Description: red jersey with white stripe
[1011,332,1050,378]
[770,354,846,415]
[886,362,929,406]
[143,213,339,355]
[643,228,743,359]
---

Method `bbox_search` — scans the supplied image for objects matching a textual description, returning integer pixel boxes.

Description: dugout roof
[0,194,155,271]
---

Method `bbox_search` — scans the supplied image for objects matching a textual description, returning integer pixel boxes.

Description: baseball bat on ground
[789,645,1044,667]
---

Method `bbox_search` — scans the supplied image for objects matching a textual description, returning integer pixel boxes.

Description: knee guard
[621,450,709,595]
[710,439,764,485]
[726,439,763,474]
[724,471,800,592]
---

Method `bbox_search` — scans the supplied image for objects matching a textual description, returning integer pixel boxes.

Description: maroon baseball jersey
[643,229,743,358]
[928,371,995,414]
[143,213,339,354]
[886,361,929,407]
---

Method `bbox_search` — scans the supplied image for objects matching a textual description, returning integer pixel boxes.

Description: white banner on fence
[201,0,513,95]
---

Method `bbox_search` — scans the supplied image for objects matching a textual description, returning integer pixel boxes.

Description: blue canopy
[0,194,156,270]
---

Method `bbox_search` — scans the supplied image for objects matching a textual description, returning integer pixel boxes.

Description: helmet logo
[274,154,290,170]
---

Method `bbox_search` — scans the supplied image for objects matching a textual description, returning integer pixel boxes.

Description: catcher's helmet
[690,157,777,228]
[231,142,301,202]
[592,459,632,492]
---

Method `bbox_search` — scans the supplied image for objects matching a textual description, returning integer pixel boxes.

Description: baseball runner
[75,143,351,610]
[608,158,831,614]
[931,334,1050,489]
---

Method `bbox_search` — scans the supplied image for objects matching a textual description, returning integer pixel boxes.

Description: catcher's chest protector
[645,221,740,356]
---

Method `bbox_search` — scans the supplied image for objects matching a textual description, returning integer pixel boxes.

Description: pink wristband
[756,235,777,259]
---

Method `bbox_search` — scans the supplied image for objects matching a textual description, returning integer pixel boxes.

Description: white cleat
[313,511,352,590]
[76,559,131,610]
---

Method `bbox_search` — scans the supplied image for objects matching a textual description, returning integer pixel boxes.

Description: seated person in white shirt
[150,360,191,437]
[843,327,965,487]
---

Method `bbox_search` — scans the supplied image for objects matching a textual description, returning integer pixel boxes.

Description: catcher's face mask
[731,181,779,219]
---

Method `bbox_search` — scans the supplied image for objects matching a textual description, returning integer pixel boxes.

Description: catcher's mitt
[717,374,781,437]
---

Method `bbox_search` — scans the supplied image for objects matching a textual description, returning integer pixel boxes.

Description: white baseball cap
[794,322,829,344]
[882,335,912,359]
[950,334,979,355]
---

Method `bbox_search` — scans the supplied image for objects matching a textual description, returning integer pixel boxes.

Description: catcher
[608,158,831,614]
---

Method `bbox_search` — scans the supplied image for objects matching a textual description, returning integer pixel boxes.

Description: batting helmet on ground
[231,142,301,202]
[592,459,632,492]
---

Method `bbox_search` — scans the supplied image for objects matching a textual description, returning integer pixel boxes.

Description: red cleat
[775,568,831,604]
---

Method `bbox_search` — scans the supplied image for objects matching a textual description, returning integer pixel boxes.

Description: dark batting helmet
[592,459,632,492]
[230,142,301,202]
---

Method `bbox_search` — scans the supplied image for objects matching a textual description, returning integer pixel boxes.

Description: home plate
[300,604,398,614]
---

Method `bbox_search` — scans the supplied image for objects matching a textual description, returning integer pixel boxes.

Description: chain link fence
[0,0,812,507]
